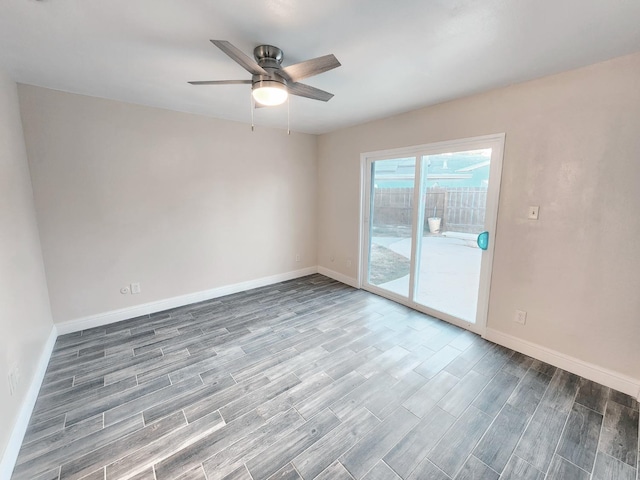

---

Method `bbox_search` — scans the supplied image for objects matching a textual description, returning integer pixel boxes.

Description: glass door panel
[414,149,492,322]
[366,157,416,298]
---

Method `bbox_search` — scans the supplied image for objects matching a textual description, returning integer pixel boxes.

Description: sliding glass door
[361,135,504,333]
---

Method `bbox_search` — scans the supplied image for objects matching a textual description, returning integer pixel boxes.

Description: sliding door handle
[477,231,489,251]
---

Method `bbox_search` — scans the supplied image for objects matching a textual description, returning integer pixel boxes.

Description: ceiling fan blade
[188,80,252,85]
[210,40,268,76]
[287,82,334,102]
[272,69,292,82]
[282,54,341,83]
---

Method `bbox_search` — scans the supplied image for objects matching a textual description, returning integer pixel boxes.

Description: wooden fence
[372,187,487,233]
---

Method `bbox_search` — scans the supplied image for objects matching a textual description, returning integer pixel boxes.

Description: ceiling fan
[189,40,341,107]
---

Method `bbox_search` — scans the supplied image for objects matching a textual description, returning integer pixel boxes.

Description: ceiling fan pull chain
[287,97,290,135]
[250,91,255,132]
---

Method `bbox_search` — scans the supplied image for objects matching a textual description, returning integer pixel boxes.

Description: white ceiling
[1,1,639,134]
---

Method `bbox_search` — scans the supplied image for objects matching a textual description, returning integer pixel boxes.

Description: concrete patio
[371,234,481,322]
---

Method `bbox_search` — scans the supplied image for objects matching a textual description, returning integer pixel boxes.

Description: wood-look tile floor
[12,275,639,480]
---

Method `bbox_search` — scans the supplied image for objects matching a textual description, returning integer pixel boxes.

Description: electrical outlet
[295,254,300,262]
[330,255,335,262]
[8,366,19,396]
[528,206,540,220]
[131,282,141,294]
[514,310,527,325]
[346,257,352,268]
[120,286,130,294]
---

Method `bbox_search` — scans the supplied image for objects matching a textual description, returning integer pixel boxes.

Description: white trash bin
[427,217,441,233]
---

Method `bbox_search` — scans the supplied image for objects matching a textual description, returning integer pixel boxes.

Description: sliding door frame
[358,133,505,335]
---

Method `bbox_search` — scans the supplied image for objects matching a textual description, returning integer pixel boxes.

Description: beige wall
[317,52,640,382]
[19,86,318,323]
[0,72,53,459]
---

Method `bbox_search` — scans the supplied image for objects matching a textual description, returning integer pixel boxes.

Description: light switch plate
[528,206,539,220]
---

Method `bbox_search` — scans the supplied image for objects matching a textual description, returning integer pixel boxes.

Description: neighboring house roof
[373,152,491,188]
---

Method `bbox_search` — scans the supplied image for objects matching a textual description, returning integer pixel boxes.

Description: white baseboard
[0,324,57,480]
[56,267,318,335]
[484,328,640,400]
[317,266,359,289]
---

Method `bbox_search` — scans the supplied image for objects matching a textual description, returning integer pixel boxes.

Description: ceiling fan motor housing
[254,45,284,64]
[252,45,287,89]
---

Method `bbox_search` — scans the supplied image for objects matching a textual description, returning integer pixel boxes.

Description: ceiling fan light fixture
[252,80,288,106]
